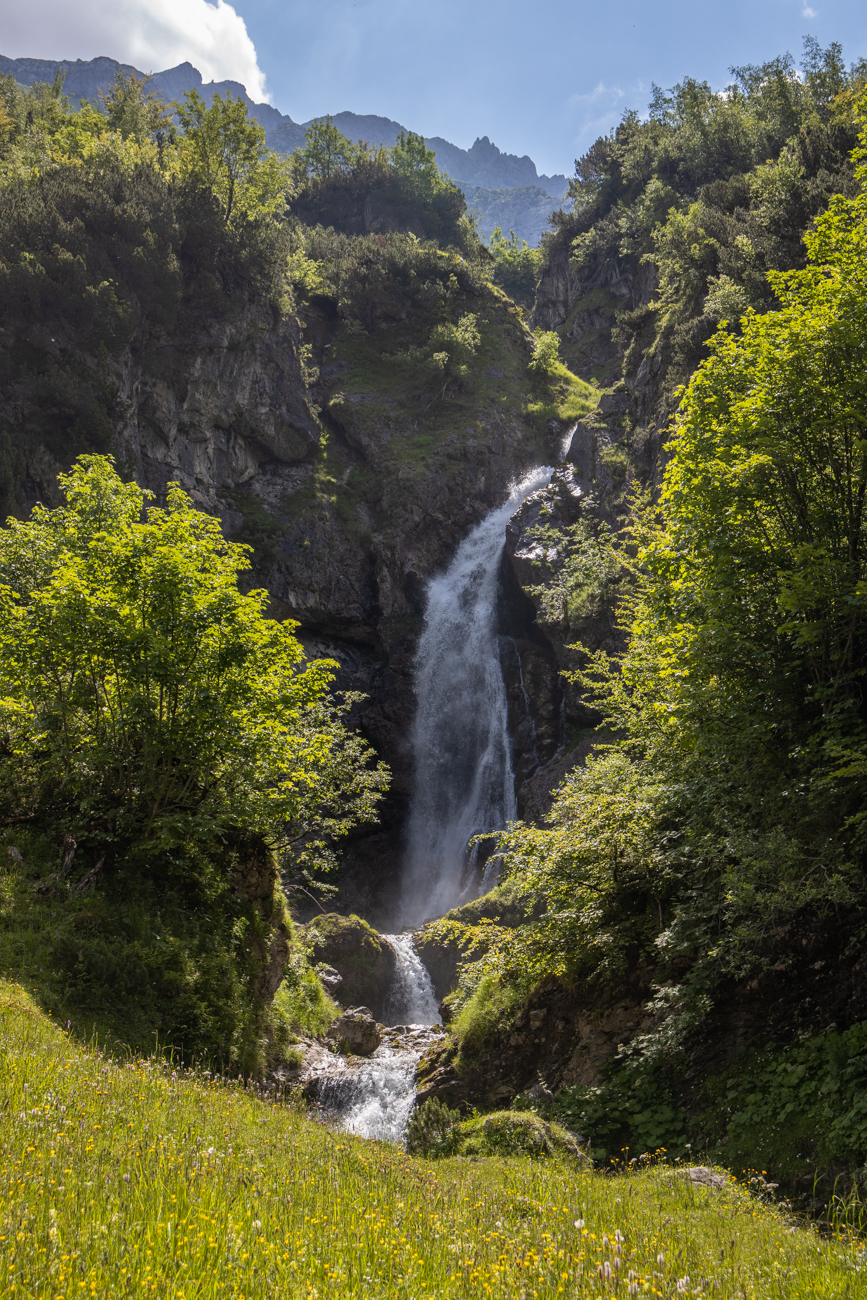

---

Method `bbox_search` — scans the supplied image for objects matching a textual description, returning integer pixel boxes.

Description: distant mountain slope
[0,53,567,240]
[458,183,570,247]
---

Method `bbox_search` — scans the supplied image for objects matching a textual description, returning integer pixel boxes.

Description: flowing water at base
[305,471,554,1141]
[311,934,442,1142]
[313,1026,442,1142]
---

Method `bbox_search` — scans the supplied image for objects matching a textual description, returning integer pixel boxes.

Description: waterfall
[399,467,553,925]
[383,933,441,1026]
[306,467,556,1146]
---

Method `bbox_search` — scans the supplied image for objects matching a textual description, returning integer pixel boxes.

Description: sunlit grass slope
[0,980,864,1298]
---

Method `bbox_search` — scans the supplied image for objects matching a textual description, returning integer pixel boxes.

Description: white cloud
[2,0,269,101]
[802,3,816,16]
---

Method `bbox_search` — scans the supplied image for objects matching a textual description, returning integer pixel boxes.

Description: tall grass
[0,979,864,1297]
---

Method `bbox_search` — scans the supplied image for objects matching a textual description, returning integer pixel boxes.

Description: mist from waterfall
[399,467,554,926]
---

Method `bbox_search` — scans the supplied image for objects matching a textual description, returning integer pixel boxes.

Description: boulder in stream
[302,914,397,1021]
[326,1007,383,1057]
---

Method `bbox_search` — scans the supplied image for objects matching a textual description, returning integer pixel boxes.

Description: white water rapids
[316,467,554,1142]
[312,937,441,1142]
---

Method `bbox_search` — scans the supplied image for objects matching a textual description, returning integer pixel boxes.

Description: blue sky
[232,0,867,173]
[5,0,867,175]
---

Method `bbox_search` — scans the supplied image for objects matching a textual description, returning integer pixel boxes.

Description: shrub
[405,1097,462,1155]
[528,329,561,374]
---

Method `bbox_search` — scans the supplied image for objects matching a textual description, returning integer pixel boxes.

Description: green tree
[175,89,289,225]
[99,68,173,144]
[489,226,541,308]
[295,115,359,180]
[390,129,441,198]
[528,329,560,374]
[0,456,388,869]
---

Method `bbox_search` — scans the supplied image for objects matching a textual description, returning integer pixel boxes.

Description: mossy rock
[302,913,396,1022]
[452,1111,590,1162]
[415,881,542,1003]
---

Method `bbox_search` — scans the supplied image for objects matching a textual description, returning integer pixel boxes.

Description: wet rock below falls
[302,913,397,1021]
[326,1007,383,1057]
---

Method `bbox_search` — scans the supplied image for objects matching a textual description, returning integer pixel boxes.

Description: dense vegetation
[0,457,383,1068]
[288,118,469,245]
[1,981,863,1298]
[440,63,867,1186]
[539,39,867,405]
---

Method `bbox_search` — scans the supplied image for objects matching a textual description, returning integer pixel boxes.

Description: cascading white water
[314,936,441,1142]
[383,933,441,1025]
[399,467,554,925]
[314,1042,424,1143]
[310,467,556,1145]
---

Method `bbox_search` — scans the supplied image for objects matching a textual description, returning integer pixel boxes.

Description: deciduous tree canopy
[0,456,387,869]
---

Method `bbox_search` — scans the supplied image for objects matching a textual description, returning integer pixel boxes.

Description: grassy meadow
[0,981,865,1298]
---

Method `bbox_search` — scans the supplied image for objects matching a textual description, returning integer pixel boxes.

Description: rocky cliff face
[415,966,657,1111]
[18,301,320,516]
[15,263,574,928]
[459,184,565,248]
[532,231,665,489]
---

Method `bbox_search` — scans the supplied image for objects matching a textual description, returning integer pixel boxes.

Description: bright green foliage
[543,39,867,391]
[2,983,861,1299]
[295,115,360,180]
[175,89,290,225]
[450,93,867,1171]
[0,456,387,864]
[501,92,867,979]
[389,129,446,202]
[631,105,867,847]
[99,68,173,143]
[528,329,560,374]
[428,312,481,377]
[272,950,340,1038]
[488,226,541,308]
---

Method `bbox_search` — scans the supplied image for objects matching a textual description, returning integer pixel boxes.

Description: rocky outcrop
[302,913,397,1021]
[326,1007,383,1057]
[415,967,657,1111]
[120,309,319,507]
[459,184,564,248]
[18,303,320,519]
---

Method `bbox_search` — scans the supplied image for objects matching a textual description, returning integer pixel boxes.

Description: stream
[308,467,554,1142]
